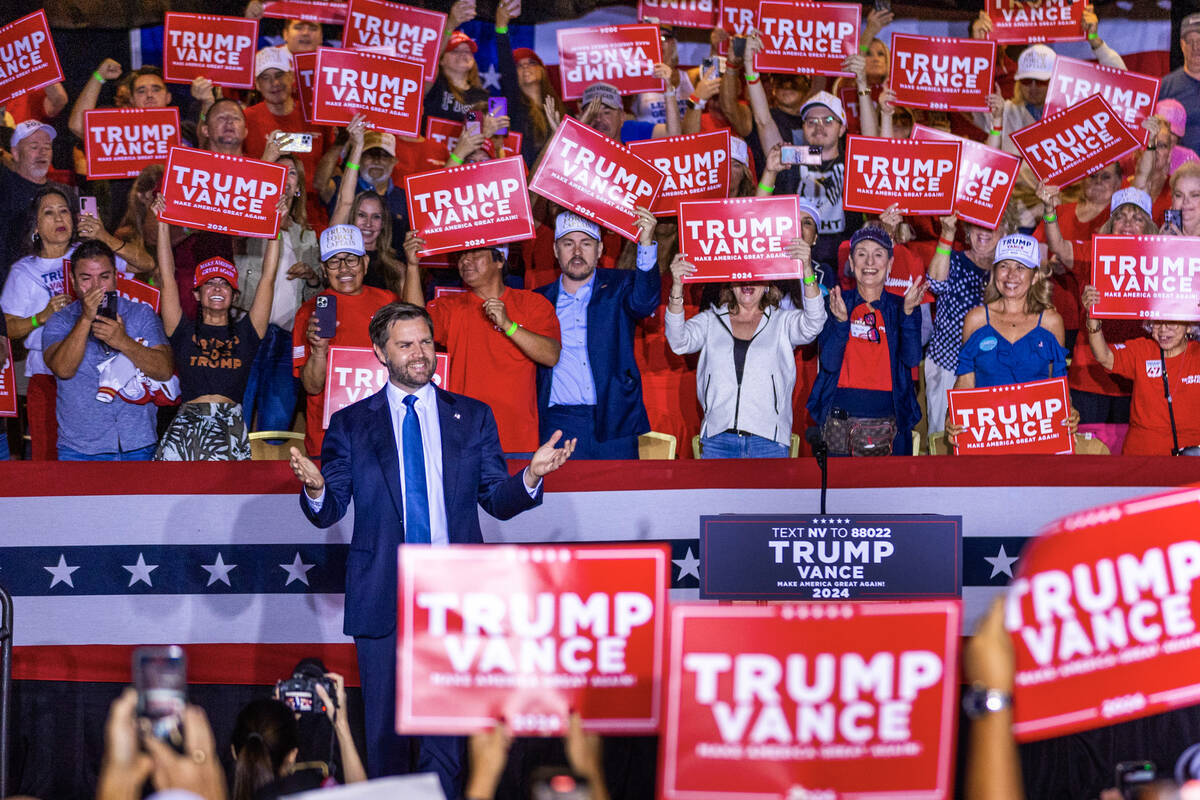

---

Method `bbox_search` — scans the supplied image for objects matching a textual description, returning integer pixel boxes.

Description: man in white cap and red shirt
[0,120,75,276]
[293,224,395,456]
[244,46,332,220]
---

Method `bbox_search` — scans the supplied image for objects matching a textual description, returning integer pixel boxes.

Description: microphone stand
[807,430,829,515]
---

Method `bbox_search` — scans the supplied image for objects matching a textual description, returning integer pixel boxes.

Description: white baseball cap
[730,137,749,167]
[555,212,601,241]
[255,46,293,78]
[11,120,55,148]
[995,233,1041,269]
[320,224,366,261]
[1110,186,1153,218]
[799,91,846,126]
[1015,44,1056,82]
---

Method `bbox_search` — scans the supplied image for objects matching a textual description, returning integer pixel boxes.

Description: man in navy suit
[534,209,661,458]
[289,301,574,796]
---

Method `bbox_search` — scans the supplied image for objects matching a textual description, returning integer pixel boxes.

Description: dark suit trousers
[355,632,466,798]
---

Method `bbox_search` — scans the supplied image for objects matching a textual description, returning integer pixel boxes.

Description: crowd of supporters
[1,3,1199,466]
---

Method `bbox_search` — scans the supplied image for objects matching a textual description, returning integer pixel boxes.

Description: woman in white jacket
[665,239,826,458]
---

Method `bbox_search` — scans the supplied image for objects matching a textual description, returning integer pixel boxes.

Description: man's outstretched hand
[526,430,577,487]
[290,446,325,498]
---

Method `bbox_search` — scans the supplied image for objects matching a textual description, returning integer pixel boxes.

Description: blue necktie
[401,394,431,544]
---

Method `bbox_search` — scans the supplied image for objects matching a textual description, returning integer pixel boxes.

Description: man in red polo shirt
[245,46,332,226]
[402,234,560,454]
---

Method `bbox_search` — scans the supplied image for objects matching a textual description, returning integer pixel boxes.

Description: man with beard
[289,300,574,795]
[534,210,660,458]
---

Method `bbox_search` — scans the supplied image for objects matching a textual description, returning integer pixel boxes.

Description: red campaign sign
[678,196,801,283]
[1090,235,1200,322]
[311,48,425,137]
[261,0,348,24]
[557,25,663,101]
[1011,95,1140,189]
[0,340,16,418]
[160,146,287,239]
[839,85,863,135]
[889,35,995,113]
[627,130,731,216]
[637,0,718,29]
[397,544,670,735]
[294,52,317,124]
[912,124,1020,230]
[528,116,665,242]
[424,117,524,162]
[405,156,535,258]
[84,108,182,180]
[843,135,960,216]
[987,0,1084,44]
[948,377,1074,455]
[1008,486,1200,741]
[661,601,961,800]
[0,11,63,107]
[344,0,447,83]
[62,263,162,313]
[162,13,258,90]
[754,2,860,78]
[323,346,449,427]
[1044,57,1160,146]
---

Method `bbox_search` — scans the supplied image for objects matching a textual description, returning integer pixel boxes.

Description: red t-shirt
[426,288,561,452]
[293,286,395,456]
[1110,337,1200,455]
[392,137,451,181]
[243,101,333,229]
[838,302,892,391]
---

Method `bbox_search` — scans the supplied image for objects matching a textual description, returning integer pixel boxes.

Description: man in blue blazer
[534,209,661,458]
[289,302,574,796]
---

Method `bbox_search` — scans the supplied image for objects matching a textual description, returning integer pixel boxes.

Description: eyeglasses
[325,255,361,271]
[1019,78,1049,86]
[860,311,880,343]
[804,115,837,127]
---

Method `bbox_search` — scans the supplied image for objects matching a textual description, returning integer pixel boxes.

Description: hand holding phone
[488,97,508,135]
[314,294,338,339]
[731,36,747,60]
[97,290,119,320]
[134,645,188,751]
[464,110,482,137]
[1165,208,1182,230]
[80,196,98,218]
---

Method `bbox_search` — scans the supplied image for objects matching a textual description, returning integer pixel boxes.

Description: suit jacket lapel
[366,389,405,523]
[436,388,463,517]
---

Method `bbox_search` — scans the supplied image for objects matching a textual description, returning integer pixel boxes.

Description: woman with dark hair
[1,186,129,459]
[495,0,567,169]
[666,239,826,458]
[151,195,282,460]
[238,153,322,433]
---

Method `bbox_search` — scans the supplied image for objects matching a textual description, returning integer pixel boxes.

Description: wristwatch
[962,682,1012,719]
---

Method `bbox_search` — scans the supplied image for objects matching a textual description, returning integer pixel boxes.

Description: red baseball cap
[194,257,239,290]
[513,47,543,66]
[447,31,477,54]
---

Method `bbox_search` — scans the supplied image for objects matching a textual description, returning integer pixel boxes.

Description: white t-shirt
[1,246,130,376]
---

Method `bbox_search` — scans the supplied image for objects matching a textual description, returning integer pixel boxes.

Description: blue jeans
[58,442,157,461]
[701,431,789,459]
[242,323,299,432]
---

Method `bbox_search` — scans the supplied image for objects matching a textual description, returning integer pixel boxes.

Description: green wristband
[345,161,359,170]
[803,275,817,285]
[1043,213,1057,224]
[758,181,774,194]
[495,25,508,34]
[29,313,39,329]
[744,71,760,84]
[93,70,105,84]
[1087,32,1098,40]
[859,44,870,54]
[936,245,952,256]
[989,128,1002,136]
[505,321,519,337]
[449,152,465,165]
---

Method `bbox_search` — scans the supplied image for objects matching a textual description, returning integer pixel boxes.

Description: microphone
[806,427,829,515]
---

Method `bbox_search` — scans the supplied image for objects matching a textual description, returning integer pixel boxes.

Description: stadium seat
[248,431,306,460]
[638,431,677,460]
